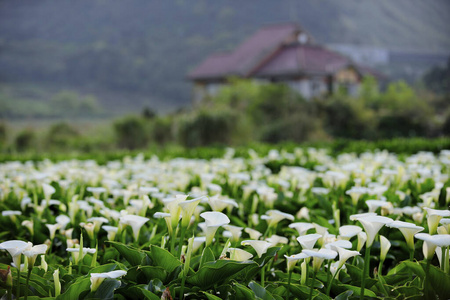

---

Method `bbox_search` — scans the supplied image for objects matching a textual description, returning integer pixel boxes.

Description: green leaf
[248,281,275,300]
[93,278,121,299]
[57,277,91,300]
[199,247,215,269]
[107,241,146,266]
[139,266,168,282]
[138,287,161,300]
[88,263,117,274]
[233,282,256,299]
[187,260,257,289]
[149,245,182,273]
[402,260,425,279]
[202,291,222,300]
[335,290,354,300]
[337,284,377,297]
[423,262,450,300]
[279,283,328,300]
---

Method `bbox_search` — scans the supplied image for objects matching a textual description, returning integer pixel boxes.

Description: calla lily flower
[179,196,204,227]
[66,247,96,263]
[324,240,352,250]
[424,208,450,235]
[241,240,272,258]
[23,244,48,269]
[266,234,289,247]
[42,183,56,201]
[54,269,61,297]
[90,270,127,292]
[206,195,238,212]
[40,254,48,272]
[289,222,314,236]
[261,210,294,228]
[349,212,377,221]
[163,195,188,230]
[46,223,61,240]
[102,225,119,241]
[223,225,243,243]
[227,248,254,261]
[357,231,367,252]
[297,234,322,250]
[154,212,173,235]
[200,211,230,246]
[245,228,262,240]
[335,246,360,268]
[302,248,338,272]
[22,220,34,235]
[87,217,109,233]
[0,240,29,268]
[284,253,308,272]
[56,215,71,231]
[338,225,362,240]
[415,233,437,260]
[386,221,424,250]
[119,215,149,241]
[379,235,391,262]
[356,215,393,247]
[192,237,206,253]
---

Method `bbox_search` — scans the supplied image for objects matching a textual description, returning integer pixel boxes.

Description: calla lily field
[0,148,450,299]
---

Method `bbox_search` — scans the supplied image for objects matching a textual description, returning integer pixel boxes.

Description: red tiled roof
[188,23,300,80]
[188,23,385,81]
[253,44,350,77]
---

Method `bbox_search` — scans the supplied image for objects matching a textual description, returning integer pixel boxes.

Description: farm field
[0,146,450,299]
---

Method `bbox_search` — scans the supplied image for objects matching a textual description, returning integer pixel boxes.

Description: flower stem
[179,273,186,300]
[423,259,431,298]
[16,268,21,300]
[8,285,12,300]
[326,259,332,293]
[327,264,345,296]
[360,246,371,300]
[308,271,316,300]
[24,268,31,300]
[261,265,265,287]
[178,226,187,257]
[170,233,176,255]
[287,271,292,300]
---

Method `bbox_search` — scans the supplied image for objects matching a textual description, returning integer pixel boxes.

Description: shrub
[15,129,35,152]
[178,110,235,147]
[46,122,79,150]
[114,116,149,150]
[152,117,173,145]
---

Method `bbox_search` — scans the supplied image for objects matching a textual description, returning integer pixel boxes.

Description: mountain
[0,0,449,115]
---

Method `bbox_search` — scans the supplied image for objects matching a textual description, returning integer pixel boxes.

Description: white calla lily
[241,240,272,258]
[90,270,127,292]
[356,215,393,248]
[200,211,230,246]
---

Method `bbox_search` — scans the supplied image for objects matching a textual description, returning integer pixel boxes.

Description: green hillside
[0,0,449,115]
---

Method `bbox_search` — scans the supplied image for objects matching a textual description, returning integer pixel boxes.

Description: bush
[15,129,35,152]
[114,116,149,150]
[46,122,79,150]
[322,96,377,139]
[152,117,173,145]
[0,122,6,149]
[178,110,235,147]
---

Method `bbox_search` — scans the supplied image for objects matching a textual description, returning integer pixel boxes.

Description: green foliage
[423,58,450,94]
[51,91,102,117]
[45,122,79,150]
[178,109,236,147]
[114,116,149,150]
[14,128,36,152]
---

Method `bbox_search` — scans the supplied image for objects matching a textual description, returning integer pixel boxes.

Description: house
[188,23,382,103]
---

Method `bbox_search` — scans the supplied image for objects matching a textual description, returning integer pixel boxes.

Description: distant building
[188,23,383,103]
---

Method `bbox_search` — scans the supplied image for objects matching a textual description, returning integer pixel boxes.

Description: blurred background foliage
[0,75,449,158]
